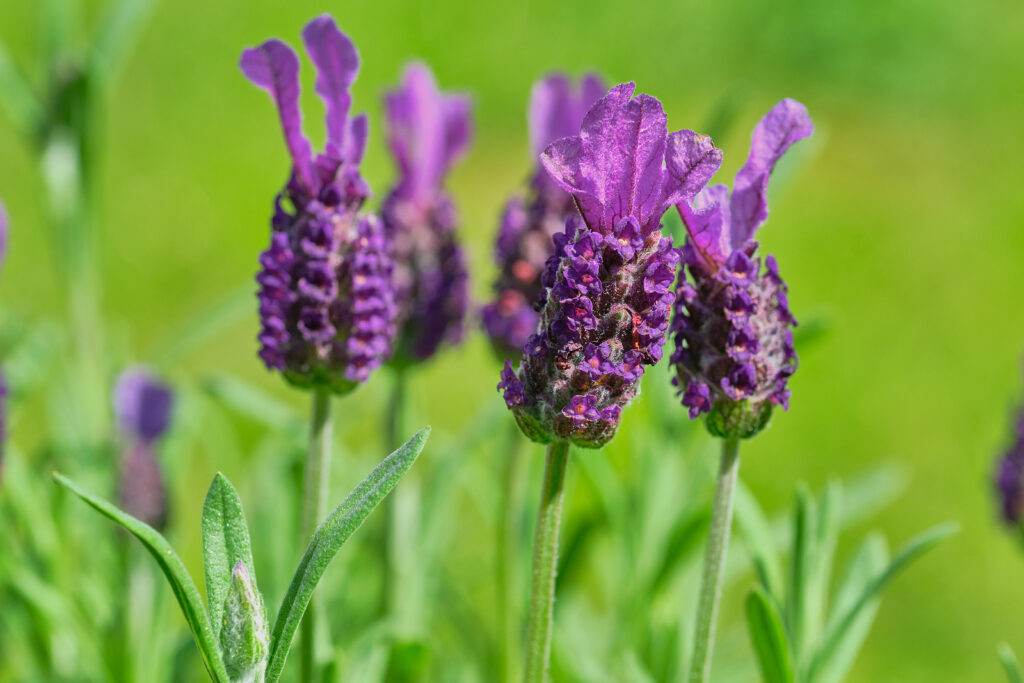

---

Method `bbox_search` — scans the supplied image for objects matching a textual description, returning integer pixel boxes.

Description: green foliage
[743,480,957,682]
[999,643,1022,683]
[50,427,429,682]
[53,472,231,683]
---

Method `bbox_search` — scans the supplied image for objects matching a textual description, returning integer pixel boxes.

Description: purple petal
[385,63,471,202]
[240,40,315,190]
[730,98,813,245]
[529,73,571,158]
[301,15,359,160]
[541,82,670,234]
[678,184,731,270]
[664,130,723,206]
[345,113,368,165]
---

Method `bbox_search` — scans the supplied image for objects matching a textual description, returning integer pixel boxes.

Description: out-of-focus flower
[382,63,472,364]
[114,367,174,529]
[671,99,813,439]
[499,83,722,448]
[995,407,1024,524]
[243,15,395,393]
[481,73,605,358]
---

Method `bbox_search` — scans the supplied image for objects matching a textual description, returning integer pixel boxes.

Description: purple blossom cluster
[995,407,1024,524]
[499,83,722,447]
[670,99,813,438]
[114,367,174,530]
[382,64,472,364]
[243,16,396,393]
[482,73,605,358]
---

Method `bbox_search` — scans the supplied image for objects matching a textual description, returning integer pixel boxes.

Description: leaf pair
[744,480,957,683]
[53,427,430,682]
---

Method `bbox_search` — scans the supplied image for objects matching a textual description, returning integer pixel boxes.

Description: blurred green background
[2,0,1024,681]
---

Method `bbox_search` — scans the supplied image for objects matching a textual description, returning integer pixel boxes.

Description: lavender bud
[382,63,472,364]
[499,84,721,448]
[220,561,269,683]
[482,73,605,359]
[114,367,174,529]
[671,99,812,439]
[242,16,396,393]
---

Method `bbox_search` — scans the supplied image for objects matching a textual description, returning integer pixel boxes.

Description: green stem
[382,368,407,620]
[522,441,570,683]
[498,423,524,682]
[688,437,740,683]
[300,388,332,683]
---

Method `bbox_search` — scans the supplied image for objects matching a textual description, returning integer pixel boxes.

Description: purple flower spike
[482,73,606,358]
[243,15,396,393]
[114,367,174,445]
[114,368,174,529]
[501,84,720,448]
[995,398,1024,525]
[382,63,472,364]
[671,99,812,439]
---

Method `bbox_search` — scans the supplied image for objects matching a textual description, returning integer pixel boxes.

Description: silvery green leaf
[264,427,430,683]
[52,473,229,682]
[220,563,269,683]
[806,523,958,682]
[786,484,815,661]
[813,534,886,683]
[805,481,841,657]
[746,587,795,683]
[0,39,41,135]
[999,643,1023,683]
[202,473,256,643]
[89,0,158,84]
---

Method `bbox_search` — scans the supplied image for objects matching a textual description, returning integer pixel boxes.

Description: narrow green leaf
[999,643,1023,683]
[202,472,257,642]
[264,427,430,683]
[735,481,782,597]
[0,42,41,135]
[746,588,795,683]
[201,373,300,431]
[813,535,887,683]
[89,0,158,84]
[806,523,958,681]
[52,473,229,683]
[786,484,815,661]
[805,481,842,657]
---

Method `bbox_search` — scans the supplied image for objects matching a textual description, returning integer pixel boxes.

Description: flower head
[114,367,174,529]
[500,83,722,448]
[382,63,472,364]
[482,73,606,358]
[243,15,396,393]
[670,99,813,438]
[995,401,1024,524]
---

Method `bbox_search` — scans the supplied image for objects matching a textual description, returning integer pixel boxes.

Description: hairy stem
[522,441,570,683]
[688,437,741,683]
[299,389,332,682]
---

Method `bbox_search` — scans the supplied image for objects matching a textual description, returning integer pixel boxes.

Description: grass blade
[746,587,795,683]
[806,523,958,681]
[264,427,430,683]
[202,472,256,642]
[999,643,1023,683]
[52,473,228,683]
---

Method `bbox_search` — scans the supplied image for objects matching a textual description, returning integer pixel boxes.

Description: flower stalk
[688,437,740,683]
[522,441,570,683]
[299,388,333,681]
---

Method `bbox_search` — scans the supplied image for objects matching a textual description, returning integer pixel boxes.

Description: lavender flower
[995,407,1024,524]
[499,83,722,448]
[243,15,396,393]
[382,64,472,363]
[670,99,813,438]
[481,73,605,358]
[114,367,174,529]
